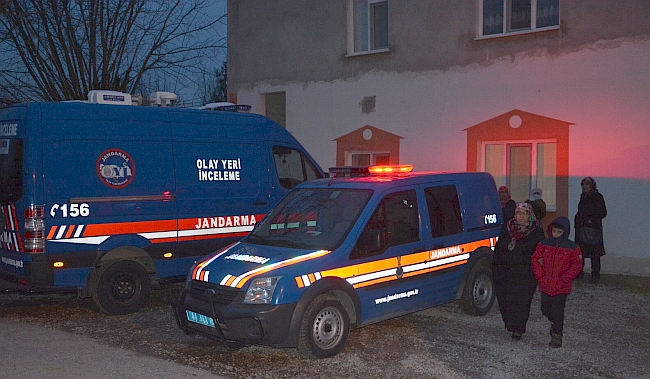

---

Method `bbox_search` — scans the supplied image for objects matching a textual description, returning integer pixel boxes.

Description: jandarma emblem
[96,148,135,188]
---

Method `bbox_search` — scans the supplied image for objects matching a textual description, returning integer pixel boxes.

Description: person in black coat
[574,177,607,283]
[499,186,516,224]
[526,187,547,226]
[493,202,545,340]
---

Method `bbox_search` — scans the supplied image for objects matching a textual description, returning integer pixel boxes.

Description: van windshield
[273,146,323,189]
[246,188,372,250]
[0,138,23,205]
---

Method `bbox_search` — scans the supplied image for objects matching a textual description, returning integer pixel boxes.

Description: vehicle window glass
[273,146,323,189]
[0,138,23,204]
[248,188,372,250]
[303,155,322,181]
[425,185,463,238]
[351,190,419,260]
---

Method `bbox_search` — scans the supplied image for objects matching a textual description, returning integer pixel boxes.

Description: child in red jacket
[532,217,583,347]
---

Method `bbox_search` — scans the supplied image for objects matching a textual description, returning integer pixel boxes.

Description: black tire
[92,260,151,315]
[459,262,495,316]
[298,295,350,358]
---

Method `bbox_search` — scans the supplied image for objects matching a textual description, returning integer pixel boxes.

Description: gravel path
[1,275,649,379]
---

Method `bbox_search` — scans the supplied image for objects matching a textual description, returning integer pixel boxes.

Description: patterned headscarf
[506,202,538,251]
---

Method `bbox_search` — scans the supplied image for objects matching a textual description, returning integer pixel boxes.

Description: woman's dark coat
[574,191,607,258]
[493,222,545,334]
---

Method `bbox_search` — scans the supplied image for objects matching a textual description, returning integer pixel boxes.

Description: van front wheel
[298,295,350,358]
[92,260,151,315]
[459,263,495,316]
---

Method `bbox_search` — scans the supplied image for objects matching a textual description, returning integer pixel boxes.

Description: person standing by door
[526,187,547,225]
[574,177,607,283]
[499,186,516,224]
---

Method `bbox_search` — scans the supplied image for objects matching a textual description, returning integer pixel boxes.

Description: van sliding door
[172,134,268,259]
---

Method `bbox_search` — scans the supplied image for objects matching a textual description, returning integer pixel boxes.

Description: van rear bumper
[171,286,297,348]
[0,253,55,288]
[0,273,75,294]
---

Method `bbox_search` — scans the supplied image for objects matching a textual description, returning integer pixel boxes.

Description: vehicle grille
[187,280,240,306]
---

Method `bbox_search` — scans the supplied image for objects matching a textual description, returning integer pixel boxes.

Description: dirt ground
[1,274,649,379]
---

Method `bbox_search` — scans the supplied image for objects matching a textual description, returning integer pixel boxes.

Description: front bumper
[171,280,297,348]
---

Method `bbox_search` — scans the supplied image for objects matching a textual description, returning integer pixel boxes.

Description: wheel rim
[312,306,344,350]
[472,273,493,309]
[109,271,139,302]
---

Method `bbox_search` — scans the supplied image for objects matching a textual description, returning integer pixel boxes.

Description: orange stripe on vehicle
[47,226,57,240]
[234,267,277,289]
[177,232,249,242]
[192,261,210,279]
[308,273,316,283]
[356,257,399,276]
[298,240,492,288]
[316,257,397,282]
[231,250,331,289]
[192,266,203,280]
[463,238,493,252]
[83,219,177,236]
[402,260,467,279]
[399,251,431,266]
[353,275,396,289]
[319,265,358,280]
[65,226,75,239]
[225,276,237,287]
[295,276,305,288]
[150,237,178,244]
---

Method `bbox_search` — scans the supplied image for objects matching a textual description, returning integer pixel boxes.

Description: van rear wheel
[459,262,495,316]
[92,260,151,315]
[298,295,350,358]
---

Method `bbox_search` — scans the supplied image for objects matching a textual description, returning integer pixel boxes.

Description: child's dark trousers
[541,293,567,335]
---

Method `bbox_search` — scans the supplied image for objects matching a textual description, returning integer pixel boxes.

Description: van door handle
[253,201,268,206]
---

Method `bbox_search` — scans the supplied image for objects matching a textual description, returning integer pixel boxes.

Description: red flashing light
[24,205,44,219]
[368,164,414,174]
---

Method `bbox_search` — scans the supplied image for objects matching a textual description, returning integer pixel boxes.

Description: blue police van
[172,165,503,358]
[0,92,324,314]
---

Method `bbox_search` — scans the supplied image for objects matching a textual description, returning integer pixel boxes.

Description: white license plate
[186,310,216,328]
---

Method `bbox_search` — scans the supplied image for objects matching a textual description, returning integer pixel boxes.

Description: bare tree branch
[0,0,226,102]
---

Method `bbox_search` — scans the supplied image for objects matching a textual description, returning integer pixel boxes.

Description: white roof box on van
[88,90,133,106]
[151,91,177,107]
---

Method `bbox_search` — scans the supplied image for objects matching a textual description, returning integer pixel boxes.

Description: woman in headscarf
[498,186,516,224]
[574,177,607,283]
[493,202,545,340]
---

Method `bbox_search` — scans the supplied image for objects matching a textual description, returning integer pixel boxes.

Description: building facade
[227,0,650,276]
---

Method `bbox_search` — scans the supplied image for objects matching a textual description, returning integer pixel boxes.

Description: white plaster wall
[236,39,650,276]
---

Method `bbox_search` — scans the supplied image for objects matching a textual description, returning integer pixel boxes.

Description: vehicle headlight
[243,276,281,304]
